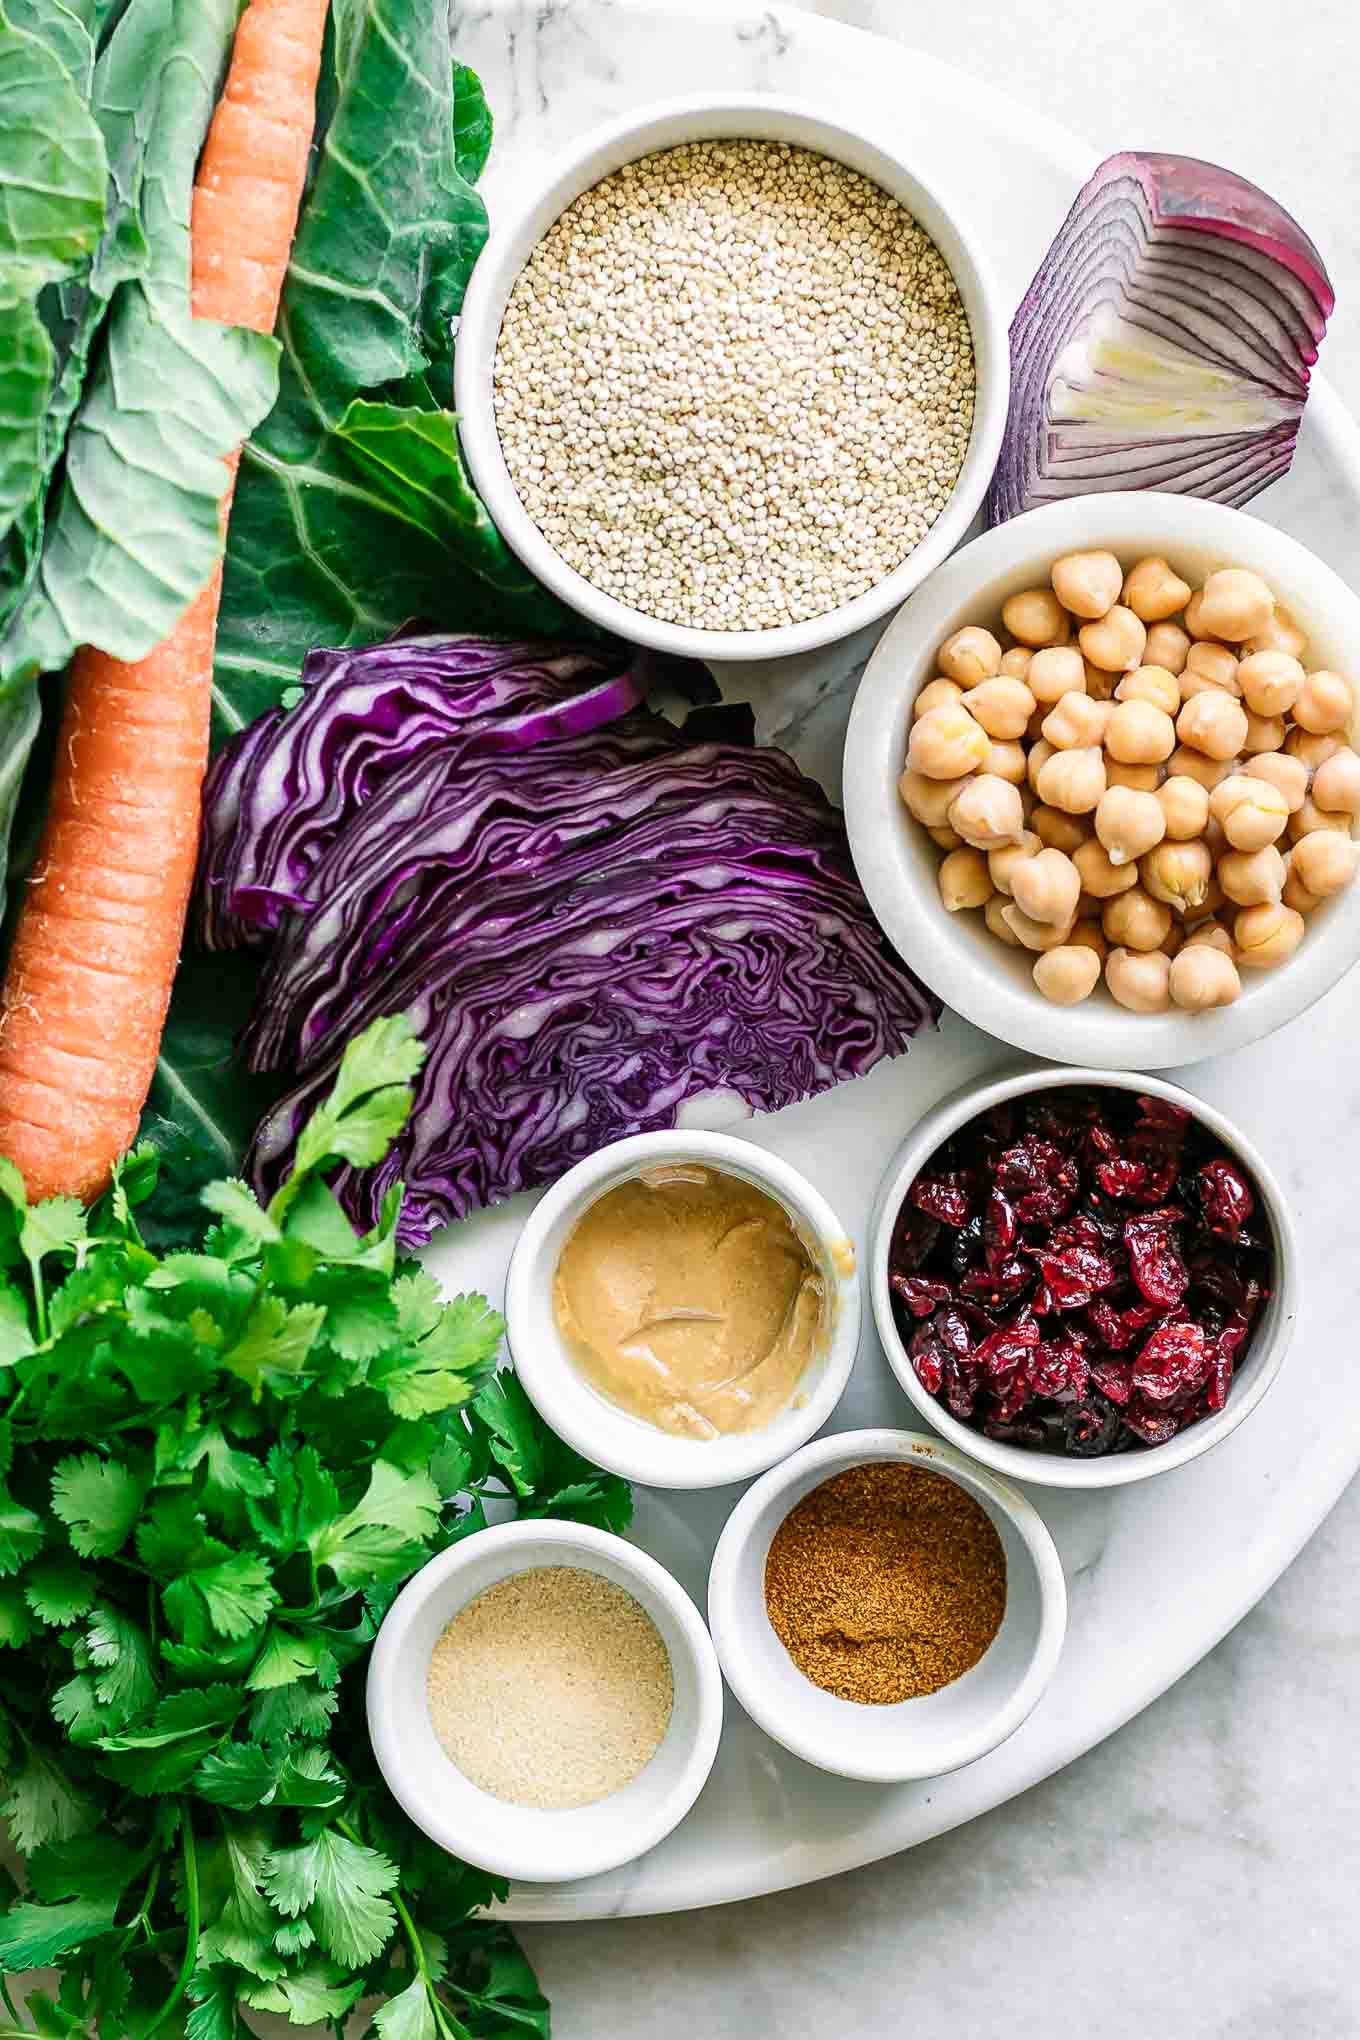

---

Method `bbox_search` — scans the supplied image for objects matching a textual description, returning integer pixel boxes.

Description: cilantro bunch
[0,1017,628,2039]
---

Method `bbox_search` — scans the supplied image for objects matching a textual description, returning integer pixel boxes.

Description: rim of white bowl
[453,91,1009,662]
[366,1519,724,1883]
[843,490,1360,1070]
[868,1065,1300,1489]
[504,1130,862,1490]
[707,1426,1068,1782]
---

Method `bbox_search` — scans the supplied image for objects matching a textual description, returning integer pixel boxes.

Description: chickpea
[1018,781,1037,823]
[1026,702,1050,744]
[1158,775,1211,841]
[1219,843,1286,907]
[1002,588,1070,648]
[987,739,1028,786]
[1291,827,1360,898]
[914,678,966,721]
[1102,885,1173,953]
[1246,750,1309,813]
[1180,642,1241,698]
[1105,698,1176,765]
[932,826,964,852]
[1033,944,1103,1005]
[1079,605,1147,674]
[1284,727,1346,772]
[1027,738,1054,795]
[1182,589,1223,641]
[1001,901,1076,951]
[938,626,1002,685]
[1242,606,1307,661]
[1141,839,1213,915]
[1145,621,1192,675]
[1009,847,1081,927]
[1237,649,1303,718]
[1184,919,1236,956]
[1169,944,1241,1012]
[1163,918,1186,958]
[1293,669,1355,735]
[936,847,992,913]
[1104,761,1162,793]
[1166,743,1237,791]
[1116,665,1180,716]
[1122,556,1192,623]
[1069,917,1109,963]
[1234,902,1305,968]
[1176,691,1249,761]
[907,704,990,779]
[1042,692,1110,750]
[1312,747,1360,816]
[1282,860,1324,917]
[963,676,1036,740]
[988,830,1042,896]
[1037,745,1107,817]
[1027,646,1087,704]
[1195,568,1275,641]
[985,893,1021,947]
[948,774,1026,851]
[999,646,1034,680]
[1106,946,1172,1012]
[899,769,971,828]
[1095,785,1165,866]
[1082,661,1120,703]
[1032,804,1089,855]
[1242,710,1286,755]
[1051,550,1123,619]
[1073,836,1138,899]
[1209,773,1290,853]
[1289,796,1350,843]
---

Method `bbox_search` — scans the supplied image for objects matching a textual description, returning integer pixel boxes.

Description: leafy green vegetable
[0,1014,629,2035]
[213,0,566,743]
[0,5,106,299]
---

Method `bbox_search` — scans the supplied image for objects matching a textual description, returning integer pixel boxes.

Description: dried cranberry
[1121,1403,1181,1447]
[910,1170,976,1227]
[1028,1333,1089,1400]
[1036,1244,1120,1311]
[1087,1296,1166,1351]
[1124,1209,1189,1307]
[941,1353,980,1420]
[1198,1159,1255,1241]
[995,1139,1080,1224]
[1132,1320,1208,1403]
[890,1274,953,1318]
[982,1418,1048,1449]
[975,1318,1041,1379]
[951,1216,985,1276]
[983,1189,1019,1270]
[890,1206,940,1274]
[960,1256,1033,1308]
[1062,1398,1124,1456]
[1089,1358,1134,1406]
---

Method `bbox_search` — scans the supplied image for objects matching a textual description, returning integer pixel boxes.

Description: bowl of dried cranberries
[869,1068,1298,1488]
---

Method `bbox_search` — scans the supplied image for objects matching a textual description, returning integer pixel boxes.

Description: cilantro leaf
[23,1554,96,1628]
[471,1372,633,1531]
[280,1015,425,1202]
[242,1958,365,2025]
[372,1292,504,1419]
[50,1454,143,1557]
[0,1582,32,1648]
[263,1829,398,1967]
[246,1625,334,1692]
[373,1975,442,2040]
[0,1894,119,1971]
[0,1283,34,1365]
[221,1296,326,1393]
[0,1750,97,1851]
[164,1553,279,1640]
[309,1460,440,1587]
[194,1821,284,1984]
[0,1489,44,1576]
[25,1833,145,1905]
[85,1604,157,1722]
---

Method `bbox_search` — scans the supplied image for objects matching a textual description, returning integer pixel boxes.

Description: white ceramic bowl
[843,491,1360,1069]
[366,1519,723,1883]
[707,1427,1066,1781]
[504,1130,861,1490]
[869,1065,1300,1490]
[454,92,1008,663]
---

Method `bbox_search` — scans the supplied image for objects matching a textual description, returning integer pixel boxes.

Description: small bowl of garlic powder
[455,94,1008,662]
[366,1519,723,1884]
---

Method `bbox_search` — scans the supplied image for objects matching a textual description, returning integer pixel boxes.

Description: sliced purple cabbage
[196,635,653,950]
[988,152,1334,523]
[195,632,939,1245]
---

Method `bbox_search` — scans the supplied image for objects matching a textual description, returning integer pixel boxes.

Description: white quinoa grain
[494,139,975,631]
[426,1565,674,1810]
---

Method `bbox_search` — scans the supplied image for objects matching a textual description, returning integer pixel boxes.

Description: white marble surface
[452,0,1360,2030]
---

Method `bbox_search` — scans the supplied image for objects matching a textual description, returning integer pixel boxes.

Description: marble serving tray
[426,0,1360,1921]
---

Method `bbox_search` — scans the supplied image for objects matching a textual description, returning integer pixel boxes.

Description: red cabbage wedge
[988,152,1334,522]
[197,634,939,1244]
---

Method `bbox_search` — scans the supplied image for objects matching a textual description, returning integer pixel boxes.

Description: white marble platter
[427,0,1360,1922]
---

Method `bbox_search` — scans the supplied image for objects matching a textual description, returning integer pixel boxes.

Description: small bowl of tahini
[367,1519,723,1883]
[455,93,1007,662]
[504,1129,862,1490]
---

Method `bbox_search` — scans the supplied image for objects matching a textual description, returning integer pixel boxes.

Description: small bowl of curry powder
[707,1429,1066,1781]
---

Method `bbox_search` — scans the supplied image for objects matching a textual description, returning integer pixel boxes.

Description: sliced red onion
[988,152,1334,522]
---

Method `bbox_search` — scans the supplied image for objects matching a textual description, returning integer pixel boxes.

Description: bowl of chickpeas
[843,492,1360,1068]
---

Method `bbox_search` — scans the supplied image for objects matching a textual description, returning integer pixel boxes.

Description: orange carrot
[0,0,329,1204]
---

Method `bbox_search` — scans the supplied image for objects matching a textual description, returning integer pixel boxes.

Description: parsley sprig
[0,1016,629,2038]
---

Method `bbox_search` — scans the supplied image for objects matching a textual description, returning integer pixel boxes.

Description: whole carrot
[0,0,329,1204]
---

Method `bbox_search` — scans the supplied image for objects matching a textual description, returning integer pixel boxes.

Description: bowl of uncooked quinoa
[455,94,1008,660]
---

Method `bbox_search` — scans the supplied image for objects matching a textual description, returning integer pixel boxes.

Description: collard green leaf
[0,8,106,293]
[0,294,53,543]
[0,1893,118,1971]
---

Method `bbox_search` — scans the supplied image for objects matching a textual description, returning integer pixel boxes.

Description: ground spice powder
[764,1463,1007,1704]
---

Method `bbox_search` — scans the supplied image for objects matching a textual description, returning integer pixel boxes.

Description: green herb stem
[142,1805,198,2040]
